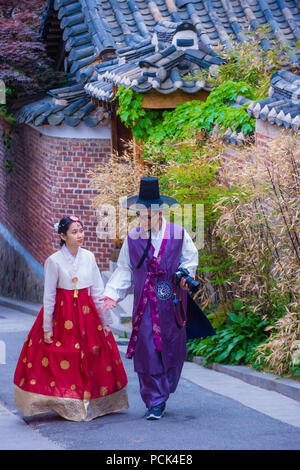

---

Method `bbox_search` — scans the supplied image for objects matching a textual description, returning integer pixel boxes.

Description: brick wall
[0,122,114,272]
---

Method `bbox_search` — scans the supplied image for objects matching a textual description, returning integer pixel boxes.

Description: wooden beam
[141,89,209,109]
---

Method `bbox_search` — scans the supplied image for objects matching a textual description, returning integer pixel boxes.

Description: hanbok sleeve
[102,237,133,302]
[43,256,59,332]
[178,229,199,278]
[90,253,113,326]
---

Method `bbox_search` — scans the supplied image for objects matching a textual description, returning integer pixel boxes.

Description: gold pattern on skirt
[106,366,112,372]
[82,306,90,314]
[71,385,76,391]
[75,343,80,349]
[30,379,36,385]
[92,346,100,355]
[99,386,108,396]
[50,381,55,387]
[27,363,32,368]
[42,358,49,367]
[14,385,129,422]
[64,320,73,330]
[56,341,62,347]
[60,360,70,370]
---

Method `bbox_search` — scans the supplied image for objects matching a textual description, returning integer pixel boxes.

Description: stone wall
[0,229,43,302]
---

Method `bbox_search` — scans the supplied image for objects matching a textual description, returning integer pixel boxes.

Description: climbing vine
[115,85,161,142]
[116,80,256,149]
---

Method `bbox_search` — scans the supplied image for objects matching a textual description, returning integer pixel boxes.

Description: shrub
[187,306,269,365]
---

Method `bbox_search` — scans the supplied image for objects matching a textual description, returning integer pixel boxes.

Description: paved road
[0,304,300,450]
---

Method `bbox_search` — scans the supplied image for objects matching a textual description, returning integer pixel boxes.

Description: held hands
[98,297,114,337]
[99,296,117,311]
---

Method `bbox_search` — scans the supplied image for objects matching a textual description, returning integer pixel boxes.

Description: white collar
[62,245,81,265]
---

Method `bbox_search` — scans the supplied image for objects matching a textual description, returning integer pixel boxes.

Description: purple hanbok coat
[126,221,188,375]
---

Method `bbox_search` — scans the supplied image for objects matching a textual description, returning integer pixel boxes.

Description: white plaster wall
[28,121,111,139]
[255,119,287,140]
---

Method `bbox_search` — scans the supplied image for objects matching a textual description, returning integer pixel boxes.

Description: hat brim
[120,195,179,211]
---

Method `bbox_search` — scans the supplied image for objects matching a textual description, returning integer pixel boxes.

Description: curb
[0,296,41,316]
[1,295,300,403]
[191,357,300,403]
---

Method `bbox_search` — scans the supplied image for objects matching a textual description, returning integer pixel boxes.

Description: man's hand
[99,296,117,311]
[44,331,53,344]
[179,277,189,290]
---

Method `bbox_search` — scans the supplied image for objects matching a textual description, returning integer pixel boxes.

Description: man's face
[136,210,161,232]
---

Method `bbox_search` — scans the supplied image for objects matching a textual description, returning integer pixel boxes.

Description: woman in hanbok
[14,215,129,422]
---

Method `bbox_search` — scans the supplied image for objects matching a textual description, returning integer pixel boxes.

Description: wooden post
[141,89,209,108]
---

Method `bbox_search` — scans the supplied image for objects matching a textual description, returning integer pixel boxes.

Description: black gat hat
[121,177,178,211]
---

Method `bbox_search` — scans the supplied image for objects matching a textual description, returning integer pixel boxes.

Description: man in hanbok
[100,177,199,420]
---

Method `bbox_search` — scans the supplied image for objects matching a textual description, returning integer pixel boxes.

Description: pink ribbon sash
[126,223,170,359]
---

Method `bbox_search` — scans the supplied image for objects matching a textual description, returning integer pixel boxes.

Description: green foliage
[187,304,269,365]
[194,24,295,99]
[290,364,300,378]
[115,85,161,141]
[178,80,256,137]
[116,81,256,148]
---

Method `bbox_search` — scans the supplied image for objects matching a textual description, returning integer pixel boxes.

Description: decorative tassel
[72,277,78,298]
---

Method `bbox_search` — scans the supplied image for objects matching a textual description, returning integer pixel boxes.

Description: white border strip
[27,121,111,139]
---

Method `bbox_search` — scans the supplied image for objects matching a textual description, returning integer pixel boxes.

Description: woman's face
[61,222,84,248]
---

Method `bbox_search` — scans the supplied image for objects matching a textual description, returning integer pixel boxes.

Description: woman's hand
[103,326,111,337]
[44,331,53,344]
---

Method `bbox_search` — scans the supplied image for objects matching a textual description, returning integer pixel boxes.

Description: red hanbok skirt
[14,288,129,421]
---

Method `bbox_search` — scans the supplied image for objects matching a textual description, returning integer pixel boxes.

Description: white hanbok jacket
[43,245,112,332]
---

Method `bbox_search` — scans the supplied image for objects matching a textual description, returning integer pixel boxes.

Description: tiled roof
[85,26,225,100]
[43,0,300,78]
[247,69,300,130]
[13,83,110,127]
[14,0,300,126]
[48,0,299,101]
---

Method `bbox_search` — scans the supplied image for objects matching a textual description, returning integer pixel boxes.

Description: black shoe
[146,403,166,420]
